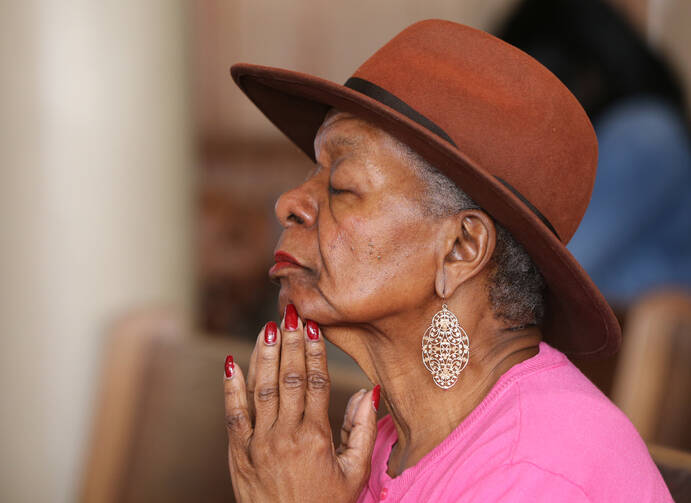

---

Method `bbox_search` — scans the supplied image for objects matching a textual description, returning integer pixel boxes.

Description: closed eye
[328,183,347,195]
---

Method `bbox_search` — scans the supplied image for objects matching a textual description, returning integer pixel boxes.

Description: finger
[339,389,367,451]
[303,319,331,427]
[253,320,281,433]
[277,303,306,428]
[245,330,261,424]
[224,355,253,471]
[337,385,379,478]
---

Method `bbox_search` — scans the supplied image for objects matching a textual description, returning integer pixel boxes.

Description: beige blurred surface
[1,2,193,502]
[612,290,691,448]
[193,0,524,144]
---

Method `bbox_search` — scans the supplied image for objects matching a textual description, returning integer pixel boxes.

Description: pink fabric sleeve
[458,462,591,502]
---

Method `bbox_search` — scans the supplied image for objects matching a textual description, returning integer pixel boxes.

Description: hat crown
[350,19,597,244]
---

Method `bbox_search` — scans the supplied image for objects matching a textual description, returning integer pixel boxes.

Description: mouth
[268,250,305,279]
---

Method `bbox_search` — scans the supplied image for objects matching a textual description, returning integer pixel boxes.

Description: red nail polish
[285,303,298,331]
[372,384,381,411]
[264,321,278,345]
[224,355,234,379]
[306,319,319,340]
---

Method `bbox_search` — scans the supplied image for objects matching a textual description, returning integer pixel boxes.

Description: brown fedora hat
[230,19,621,358]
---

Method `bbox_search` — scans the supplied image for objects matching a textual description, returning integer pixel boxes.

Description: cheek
[326,215,388,270]
[319,212,435,318]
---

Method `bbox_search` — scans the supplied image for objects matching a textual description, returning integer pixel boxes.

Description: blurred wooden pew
[611,290,691,502]
[612,290,691,450]
[79,309,371,503]
[648,443,691,501]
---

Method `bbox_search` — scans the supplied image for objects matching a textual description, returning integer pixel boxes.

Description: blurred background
[1,1,689,502]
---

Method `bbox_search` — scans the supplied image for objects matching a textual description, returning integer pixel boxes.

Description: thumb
[337,385,380,478]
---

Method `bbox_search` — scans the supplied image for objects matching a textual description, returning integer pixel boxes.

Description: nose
[274,182,318,228]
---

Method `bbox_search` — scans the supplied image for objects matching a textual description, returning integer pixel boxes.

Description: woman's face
[270,111,441,326]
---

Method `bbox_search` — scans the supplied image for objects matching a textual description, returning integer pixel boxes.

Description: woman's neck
[325,306,541,478]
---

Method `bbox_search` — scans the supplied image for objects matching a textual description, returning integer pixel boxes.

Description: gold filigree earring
[422,288,470,389]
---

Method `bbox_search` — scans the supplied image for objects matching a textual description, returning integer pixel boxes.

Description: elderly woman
[222,20,672,502]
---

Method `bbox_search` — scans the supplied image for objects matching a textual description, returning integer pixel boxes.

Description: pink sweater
[357,341,672,502]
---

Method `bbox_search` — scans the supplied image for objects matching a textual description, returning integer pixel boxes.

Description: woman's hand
[224,304,379,503]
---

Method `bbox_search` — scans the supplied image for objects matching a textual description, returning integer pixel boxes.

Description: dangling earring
[422,287,470,389]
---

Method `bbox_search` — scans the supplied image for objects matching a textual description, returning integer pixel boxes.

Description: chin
[276,278,365,326]
[276,286,323,323]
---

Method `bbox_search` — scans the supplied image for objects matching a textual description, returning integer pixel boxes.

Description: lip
[268,250,304,278]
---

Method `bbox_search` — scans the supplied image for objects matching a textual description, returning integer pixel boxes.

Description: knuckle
[306,370,330,391]
[255,386,279,403]
[247,436,268,462]
[314,434,331,454]
[306,345,326,359]
[281,372,305,389]
[224,387,243,401]
[304,428,331,454]
[258,351,278,364]
[225,409,249,433]
[273,434,295,455]
[282,335,303,351]
[311,428,330,445]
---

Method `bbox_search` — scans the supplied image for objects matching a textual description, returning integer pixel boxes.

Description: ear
[434,210,497,299]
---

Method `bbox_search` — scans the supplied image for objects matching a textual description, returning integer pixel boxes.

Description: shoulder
[513,357,643,463]
[511,347,671,501]
[458,460,592,502]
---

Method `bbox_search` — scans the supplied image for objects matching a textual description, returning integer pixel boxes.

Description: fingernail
[306,319,319,340]
[224,355,234,379]
[264,321,278,345]
[372,384,381,411]
[285,303,298,331]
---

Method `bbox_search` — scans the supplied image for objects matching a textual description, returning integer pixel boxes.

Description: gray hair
[398,143,546,326]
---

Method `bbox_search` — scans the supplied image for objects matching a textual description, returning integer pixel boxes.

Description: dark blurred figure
[497,0,691,306]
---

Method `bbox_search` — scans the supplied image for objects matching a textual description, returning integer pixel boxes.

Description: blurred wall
[194,0,522,144]
[0,2,193,502]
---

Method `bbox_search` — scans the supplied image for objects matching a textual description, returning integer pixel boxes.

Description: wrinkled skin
[271,112,442,327]
[223,110,541,502]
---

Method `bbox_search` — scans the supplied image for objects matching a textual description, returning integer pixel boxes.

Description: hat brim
[231,63,621,359]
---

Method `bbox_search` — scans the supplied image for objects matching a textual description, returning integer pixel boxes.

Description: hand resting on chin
[224,303,380,503]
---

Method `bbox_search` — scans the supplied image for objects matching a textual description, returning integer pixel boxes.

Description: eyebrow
[323,133,365,152]
[312,133,366,177]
